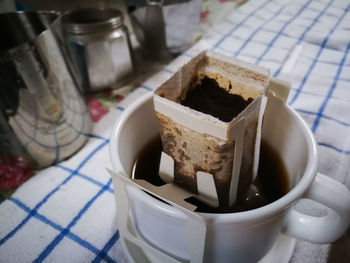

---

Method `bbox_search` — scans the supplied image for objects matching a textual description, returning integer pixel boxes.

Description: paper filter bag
[154,51,270,208]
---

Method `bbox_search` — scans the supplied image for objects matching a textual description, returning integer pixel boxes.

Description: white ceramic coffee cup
[110,92,350,263]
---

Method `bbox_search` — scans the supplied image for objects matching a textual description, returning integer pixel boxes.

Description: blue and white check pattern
[1,0,349,262]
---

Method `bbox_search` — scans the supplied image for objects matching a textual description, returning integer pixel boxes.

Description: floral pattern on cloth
[0,155,33,199]
[88,89,125,122]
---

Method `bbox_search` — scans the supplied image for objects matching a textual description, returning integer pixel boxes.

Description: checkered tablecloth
[1,0,350,262]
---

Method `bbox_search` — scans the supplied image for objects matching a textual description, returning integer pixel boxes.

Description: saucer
[122,231,296,263]
[258,233,296,263]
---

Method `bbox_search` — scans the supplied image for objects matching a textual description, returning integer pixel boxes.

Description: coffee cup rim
[110,92,318,223]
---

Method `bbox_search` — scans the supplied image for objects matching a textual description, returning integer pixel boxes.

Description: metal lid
[63,8,123,35]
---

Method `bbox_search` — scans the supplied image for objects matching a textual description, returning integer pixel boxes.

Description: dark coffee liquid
[132,136,289,213]
[181,77,253,122]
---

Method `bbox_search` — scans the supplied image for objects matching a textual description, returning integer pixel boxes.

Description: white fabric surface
[1,0,350,262]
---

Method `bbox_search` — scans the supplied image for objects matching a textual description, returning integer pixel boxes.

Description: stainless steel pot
[62,8,135,93]
[0,11,91,171]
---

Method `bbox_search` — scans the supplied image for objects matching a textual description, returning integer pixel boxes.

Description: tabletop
[1,0,350,262]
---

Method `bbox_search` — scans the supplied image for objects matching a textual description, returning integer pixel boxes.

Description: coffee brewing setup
[108,51,291,263]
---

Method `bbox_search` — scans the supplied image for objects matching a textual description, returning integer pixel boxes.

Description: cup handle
[284,173,350,243]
